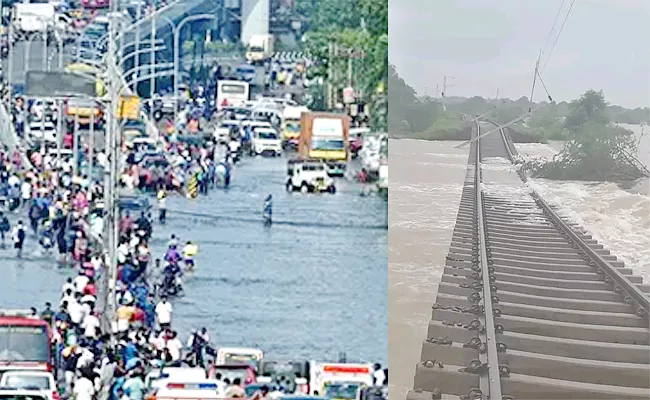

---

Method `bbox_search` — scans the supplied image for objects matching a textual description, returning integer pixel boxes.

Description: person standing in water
[263,195,272,226]
[157,189,167,224]
[12,220,25,258]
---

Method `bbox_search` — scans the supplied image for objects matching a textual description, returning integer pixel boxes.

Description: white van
[251,107,282,124]
[252,127,282,157]
[27,121,57,143]
[0,371,57,400]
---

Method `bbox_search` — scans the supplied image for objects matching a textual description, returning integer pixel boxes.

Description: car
[286,160,336,194]
[0,389,49,400]
[244,383,283,397]
[27,121,57,144]
[150,380,225,400]
[236,65,257,82]
[116,195,151,213]
[0,371,58,400]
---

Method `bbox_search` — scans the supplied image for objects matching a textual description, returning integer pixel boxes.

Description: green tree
[296,0,387,130]
[564,89,608,132]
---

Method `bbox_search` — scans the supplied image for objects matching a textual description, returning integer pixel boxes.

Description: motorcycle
[160,272,184,297]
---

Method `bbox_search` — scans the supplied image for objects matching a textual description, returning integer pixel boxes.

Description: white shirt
[67,300,84,324]
[73,377,95,400]
[62,282,75,294]
[20,182,31,199]
[117,243,129,264]
[75,348,94,370]
[149,335,165,351]
[74,275,90,293]
[82,314,100,338]
[122,174,135,189]
[8,175,19,187]
[155,301,172,324]
[165,338,183,361]
[373,369,386,386]
[116,290,134,306]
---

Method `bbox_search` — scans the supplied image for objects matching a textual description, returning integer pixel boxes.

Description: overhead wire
[541,0,567,58]
[543,0,577,69]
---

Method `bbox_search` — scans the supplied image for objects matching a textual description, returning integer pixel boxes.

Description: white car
[240,120,272,142]
[27,121,57,143]
[0,371,58,400]
[252,127,282,157]
[30,100,58,121]
[151,380,225,400]
[287,160,336,194]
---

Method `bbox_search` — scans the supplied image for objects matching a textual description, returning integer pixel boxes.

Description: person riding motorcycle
[182,241,199,271]
[162,260,183,296]
[165,244,181,265]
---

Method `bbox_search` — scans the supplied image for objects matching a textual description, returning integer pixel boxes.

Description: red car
[82,0,109,9]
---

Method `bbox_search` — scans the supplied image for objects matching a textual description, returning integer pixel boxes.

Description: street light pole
[134,2,142,94]
[103,3,121,343]
[7,9,13,102]
[149,8,156,120]
[172,14,218,126]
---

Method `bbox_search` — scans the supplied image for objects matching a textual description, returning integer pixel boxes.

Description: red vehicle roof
[0,316,49,327]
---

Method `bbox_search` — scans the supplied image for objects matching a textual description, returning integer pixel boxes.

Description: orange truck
[299,112,350,176]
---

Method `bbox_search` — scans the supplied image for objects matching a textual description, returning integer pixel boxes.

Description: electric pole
[442,76,455,97]
[102,0,121,344]
[529,49,542,110]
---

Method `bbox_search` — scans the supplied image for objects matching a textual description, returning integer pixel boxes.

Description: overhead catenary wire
[540,0,567,59]
[542,0,577,69]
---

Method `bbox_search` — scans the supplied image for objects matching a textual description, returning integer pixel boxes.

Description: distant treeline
[389,64,649,141]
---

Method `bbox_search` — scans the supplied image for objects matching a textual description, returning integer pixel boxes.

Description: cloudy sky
[389,0,650,108]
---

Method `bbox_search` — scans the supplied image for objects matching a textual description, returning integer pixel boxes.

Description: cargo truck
[246,34,274,64]
[12,3,72,41]
[298,112,350,176]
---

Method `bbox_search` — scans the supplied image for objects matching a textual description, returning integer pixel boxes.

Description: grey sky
[389,0,650,108]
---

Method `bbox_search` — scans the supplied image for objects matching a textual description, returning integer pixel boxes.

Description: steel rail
[493,123,650,318]
[473,121,503,399]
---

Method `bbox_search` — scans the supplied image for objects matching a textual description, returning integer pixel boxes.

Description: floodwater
[388,139,468,400]
[388,129,650,399]
[516,124,650,283]
[0,156,388,365]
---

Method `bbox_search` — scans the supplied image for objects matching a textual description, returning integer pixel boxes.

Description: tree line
[389,64,649,142]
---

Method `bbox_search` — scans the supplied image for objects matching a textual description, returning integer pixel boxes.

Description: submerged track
[406,121,650,400]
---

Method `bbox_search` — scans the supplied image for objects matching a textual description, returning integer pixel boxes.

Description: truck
[12,3,72,41]
[282,105,309,149]
[0,309,53,374]
[246,34,274,64]
[299,112,350,177]
[309,362,373,400]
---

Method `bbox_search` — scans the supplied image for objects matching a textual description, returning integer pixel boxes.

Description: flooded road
[1,155,388,364]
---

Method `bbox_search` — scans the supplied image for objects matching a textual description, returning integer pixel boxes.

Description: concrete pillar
[240,0,269,45]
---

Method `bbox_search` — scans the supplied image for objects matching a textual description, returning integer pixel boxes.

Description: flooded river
[1,156,388,364]
[388,131,650,399]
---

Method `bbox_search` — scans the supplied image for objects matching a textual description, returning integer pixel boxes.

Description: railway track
[406,120,650,399]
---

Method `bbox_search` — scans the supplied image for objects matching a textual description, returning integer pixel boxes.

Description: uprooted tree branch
[516,90,649,182]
